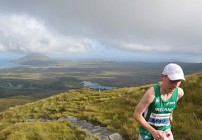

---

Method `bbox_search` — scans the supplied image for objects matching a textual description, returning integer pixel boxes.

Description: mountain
[0,72,201,140]
[11,53,59,66]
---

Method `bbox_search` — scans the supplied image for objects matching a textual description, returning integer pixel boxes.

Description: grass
[0,122,96,140]
[172,73,202,140]
[0,96,37,112]
[0,73,201,140]
[0,86,149,139]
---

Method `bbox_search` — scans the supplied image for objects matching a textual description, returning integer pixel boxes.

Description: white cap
[162,63,185,81]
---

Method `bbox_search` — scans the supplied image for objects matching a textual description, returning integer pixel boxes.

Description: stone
[26,116,125,140]
[108,133,124,140]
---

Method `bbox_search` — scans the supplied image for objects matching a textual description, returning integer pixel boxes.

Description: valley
[1,60,202,99]
[0,55,202,115]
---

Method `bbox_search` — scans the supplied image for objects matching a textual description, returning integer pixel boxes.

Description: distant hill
[0,72,201,139]
[11,53,59,66]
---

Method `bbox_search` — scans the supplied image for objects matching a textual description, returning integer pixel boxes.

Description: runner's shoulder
[143,87,155,103]
[177,87,184,99]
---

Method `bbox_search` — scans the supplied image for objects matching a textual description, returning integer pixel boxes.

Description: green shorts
[139,125,171,140]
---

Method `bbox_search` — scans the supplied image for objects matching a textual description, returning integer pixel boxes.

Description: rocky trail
[27,116,125,140]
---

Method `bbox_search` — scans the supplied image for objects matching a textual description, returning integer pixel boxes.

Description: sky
[0,0,202,62]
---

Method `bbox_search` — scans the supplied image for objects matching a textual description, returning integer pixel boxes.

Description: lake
[82,81,117,90]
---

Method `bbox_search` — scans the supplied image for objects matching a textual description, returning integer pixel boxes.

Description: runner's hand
[152,130,164,140]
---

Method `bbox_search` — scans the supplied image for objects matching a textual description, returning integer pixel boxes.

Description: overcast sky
[0,0,202,62]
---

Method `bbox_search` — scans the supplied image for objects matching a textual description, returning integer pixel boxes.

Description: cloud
[0,14,95,54]
[116,42,152,52]
[0,0,202,62]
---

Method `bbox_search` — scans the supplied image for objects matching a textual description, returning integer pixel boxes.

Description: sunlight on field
[1,73,42,80]
[101,71,131,76]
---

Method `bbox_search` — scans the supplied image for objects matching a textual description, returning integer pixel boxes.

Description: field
[0,61,159,98]
[1,61,202,99]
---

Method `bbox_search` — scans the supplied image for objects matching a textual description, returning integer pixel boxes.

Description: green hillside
[0,73,201,140]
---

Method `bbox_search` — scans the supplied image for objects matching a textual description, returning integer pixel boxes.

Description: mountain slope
[0,73,201,140]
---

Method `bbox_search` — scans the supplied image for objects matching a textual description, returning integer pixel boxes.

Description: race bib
[148,113,170,126]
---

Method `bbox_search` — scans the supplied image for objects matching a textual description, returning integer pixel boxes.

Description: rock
[66,116,125,140]
[108,133,124,140]
[26,119,37,122]
[26,116,125,140]
[67,116,77,121]
[58,117,67,121]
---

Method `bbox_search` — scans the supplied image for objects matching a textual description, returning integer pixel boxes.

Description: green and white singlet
[139,84,178,140]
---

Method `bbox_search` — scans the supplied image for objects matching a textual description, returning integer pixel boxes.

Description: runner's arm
[169,113,173,123]
[177,87,184,100]
[133,87,164,139]
[169,88,184,123]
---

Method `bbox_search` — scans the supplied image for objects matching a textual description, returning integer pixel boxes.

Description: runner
[133,63,185,140]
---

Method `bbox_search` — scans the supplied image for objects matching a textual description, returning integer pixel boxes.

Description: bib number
[148,113,170,126]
